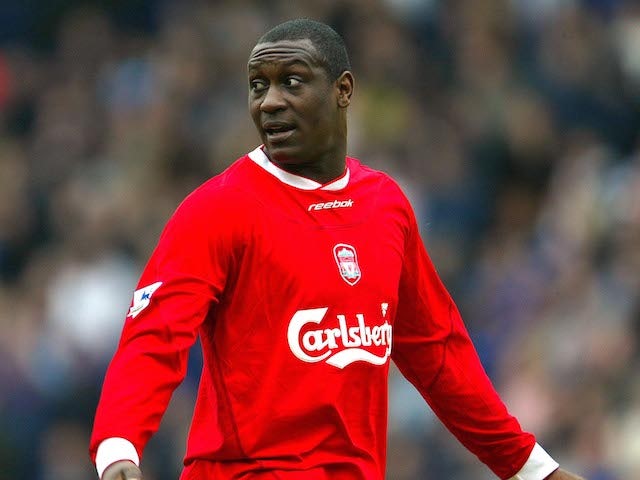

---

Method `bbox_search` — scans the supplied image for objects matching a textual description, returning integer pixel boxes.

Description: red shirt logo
[333,243,361,286]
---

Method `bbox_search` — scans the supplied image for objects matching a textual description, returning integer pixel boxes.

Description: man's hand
[546,468,586,480]
[101,460,143,480]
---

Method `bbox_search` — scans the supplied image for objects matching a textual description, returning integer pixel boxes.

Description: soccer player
[90,19,585,480]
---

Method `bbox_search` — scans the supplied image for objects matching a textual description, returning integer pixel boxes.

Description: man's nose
[260,85,286,113]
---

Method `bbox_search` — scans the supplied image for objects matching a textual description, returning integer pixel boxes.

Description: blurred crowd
[0,0,639,479]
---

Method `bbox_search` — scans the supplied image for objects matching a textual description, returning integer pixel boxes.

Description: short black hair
[256,18,351,80]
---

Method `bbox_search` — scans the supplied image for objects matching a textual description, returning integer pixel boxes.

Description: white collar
[248,146,350,191]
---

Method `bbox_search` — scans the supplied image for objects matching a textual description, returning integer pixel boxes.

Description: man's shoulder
[188,154,256,201]
[174,154,258,218]
[347,157,407,197]
[158,155,255,243]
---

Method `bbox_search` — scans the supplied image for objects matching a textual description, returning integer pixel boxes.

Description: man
[90,19,585,480]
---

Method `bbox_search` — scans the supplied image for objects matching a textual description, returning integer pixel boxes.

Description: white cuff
[510,443,559,480]
[95,437,140,478]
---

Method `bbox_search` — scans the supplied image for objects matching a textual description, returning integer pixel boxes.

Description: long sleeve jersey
[90,146,558,479]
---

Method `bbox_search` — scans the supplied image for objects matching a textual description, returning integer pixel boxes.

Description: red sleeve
[391,208,535,479]
[89,185,241,462]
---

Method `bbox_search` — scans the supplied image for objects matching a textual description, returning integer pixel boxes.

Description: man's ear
[336,71,354,108]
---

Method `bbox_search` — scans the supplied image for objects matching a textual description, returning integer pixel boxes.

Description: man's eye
[284,77,302,87]
[250,80,267,92]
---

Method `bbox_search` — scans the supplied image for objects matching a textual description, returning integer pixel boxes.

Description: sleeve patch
[127,282,163,319]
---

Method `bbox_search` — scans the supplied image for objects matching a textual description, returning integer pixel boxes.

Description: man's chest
[246,196,407,307]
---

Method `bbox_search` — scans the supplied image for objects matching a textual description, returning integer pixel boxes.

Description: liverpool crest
[333,243,362,286]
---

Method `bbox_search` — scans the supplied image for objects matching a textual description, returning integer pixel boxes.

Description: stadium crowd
[0,0,638,478]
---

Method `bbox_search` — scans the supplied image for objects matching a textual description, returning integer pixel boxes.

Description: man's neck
[265,148,347,185]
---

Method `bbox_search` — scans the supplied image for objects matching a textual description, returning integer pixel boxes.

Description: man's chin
[264,144,303,165]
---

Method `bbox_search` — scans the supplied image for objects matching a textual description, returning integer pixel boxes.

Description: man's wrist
[95,437,140,478]
[510,443,559,480]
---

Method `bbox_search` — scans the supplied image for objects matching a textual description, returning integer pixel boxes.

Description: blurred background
[0,0,639,478]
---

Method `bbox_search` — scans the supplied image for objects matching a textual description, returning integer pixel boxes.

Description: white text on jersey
[287,307,392,369]
[307,199,354,211]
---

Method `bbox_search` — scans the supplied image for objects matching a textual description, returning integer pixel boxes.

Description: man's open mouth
[263,123,296,143]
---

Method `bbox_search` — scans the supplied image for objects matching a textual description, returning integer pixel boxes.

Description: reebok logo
[307,199,354,211]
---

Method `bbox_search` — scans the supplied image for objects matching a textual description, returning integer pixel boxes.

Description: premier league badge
[333,243,362,286]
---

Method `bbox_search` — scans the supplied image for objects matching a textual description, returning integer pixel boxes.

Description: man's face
[247,39,345,169]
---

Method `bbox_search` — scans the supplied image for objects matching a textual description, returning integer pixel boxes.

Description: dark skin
[101,460,141,480]
[99,38,586,480]
[247,39,353,184]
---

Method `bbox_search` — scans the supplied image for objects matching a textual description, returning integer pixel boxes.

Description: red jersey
[90,147,544,479]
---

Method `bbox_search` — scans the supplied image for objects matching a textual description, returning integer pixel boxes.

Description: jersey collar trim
[248,146,350,191]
